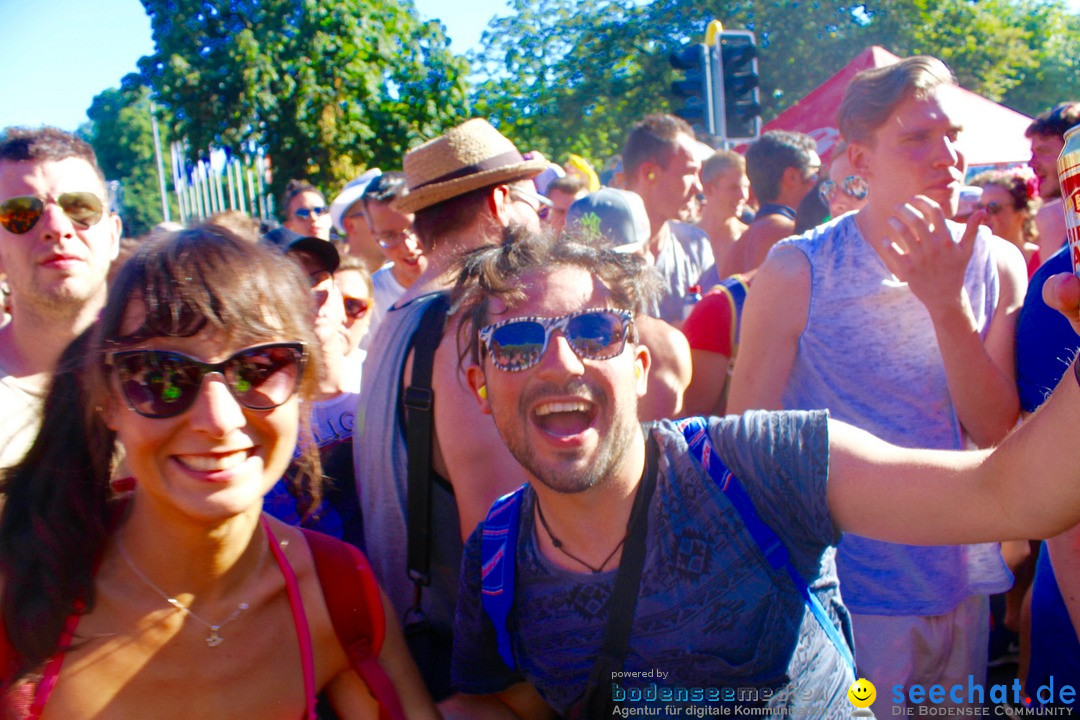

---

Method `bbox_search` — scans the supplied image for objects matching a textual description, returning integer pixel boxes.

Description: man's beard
[497,376,640,495]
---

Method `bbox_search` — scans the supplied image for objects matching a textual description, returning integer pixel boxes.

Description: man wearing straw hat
[0,126,120,475]
[353,117,550,698]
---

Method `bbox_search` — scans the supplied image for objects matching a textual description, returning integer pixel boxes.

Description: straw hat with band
[393,118,548,214]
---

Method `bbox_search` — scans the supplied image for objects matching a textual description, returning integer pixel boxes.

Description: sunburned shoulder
[746,213,795,240]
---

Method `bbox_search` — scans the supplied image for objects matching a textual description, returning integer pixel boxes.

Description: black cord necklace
[534,496,627,574]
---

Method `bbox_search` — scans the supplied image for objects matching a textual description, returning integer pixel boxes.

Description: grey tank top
[777,214,1011,614]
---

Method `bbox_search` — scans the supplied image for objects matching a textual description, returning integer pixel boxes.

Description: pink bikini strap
[263,517,318,720]
[28,599,84,719]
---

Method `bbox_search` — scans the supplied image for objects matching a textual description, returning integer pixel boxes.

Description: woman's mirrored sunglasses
[0,192,104,234]
[478,309,634,372]
[818,175,869,205]
[106,342,306,419]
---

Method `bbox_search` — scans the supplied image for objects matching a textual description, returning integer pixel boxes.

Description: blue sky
[3,1,1077,133]
[0,0,508,132]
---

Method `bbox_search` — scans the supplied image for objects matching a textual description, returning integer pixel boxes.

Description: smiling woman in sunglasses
[0,228,436,719]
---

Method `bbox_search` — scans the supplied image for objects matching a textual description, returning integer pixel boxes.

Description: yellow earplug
[478,386,487,400]
[647,172,656,181]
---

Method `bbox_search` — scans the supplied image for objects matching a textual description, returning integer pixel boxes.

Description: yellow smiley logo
[848,678,876,708]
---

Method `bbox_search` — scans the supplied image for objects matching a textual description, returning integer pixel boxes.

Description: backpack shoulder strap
[403,292,451,588]
[676,416,856,675]
[480,483,529,671]
[303,529,407,720]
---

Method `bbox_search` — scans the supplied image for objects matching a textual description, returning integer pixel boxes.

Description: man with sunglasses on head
[0,126,120,474]
[728,57,1027,715]
[360,171,428,348]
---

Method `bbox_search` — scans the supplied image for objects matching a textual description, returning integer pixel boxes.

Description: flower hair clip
[1024,174,1039,201]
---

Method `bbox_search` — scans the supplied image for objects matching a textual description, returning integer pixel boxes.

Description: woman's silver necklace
[116,531,267,648]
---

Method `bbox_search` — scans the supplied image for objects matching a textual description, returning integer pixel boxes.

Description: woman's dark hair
[0,227,321,681]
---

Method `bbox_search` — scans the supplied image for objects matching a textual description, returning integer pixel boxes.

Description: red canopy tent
[760,46,1033,169]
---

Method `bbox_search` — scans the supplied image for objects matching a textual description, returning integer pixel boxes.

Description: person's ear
[639,160,660,185]
[466,365,492,414]
[848,141,872,179]
[633,342,651,398]
[489,185,513,227]
[107,212,123,262]
[780,165,803,191]
[98,397,119,431]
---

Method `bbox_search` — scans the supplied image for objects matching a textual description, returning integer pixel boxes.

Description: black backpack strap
[583,433,660,717]
[403,292,451,591]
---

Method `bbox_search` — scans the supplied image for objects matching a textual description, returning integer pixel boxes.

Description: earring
[478,386,487,400]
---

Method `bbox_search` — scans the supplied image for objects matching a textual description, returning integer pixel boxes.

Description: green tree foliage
[471,0,670,163]
[136,0,470,206]
[80,84,175,238]
[469,0,1080,169]
[998,1,1080,116]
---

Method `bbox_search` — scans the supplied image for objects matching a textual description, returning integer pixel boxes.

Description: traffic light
[669,43,716,135]
[716,30,761,142]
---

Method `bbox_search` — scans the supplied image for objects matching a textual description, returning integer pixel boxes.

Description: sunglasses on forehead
[106,342,306,419]
[0,192,104,234]
[478,309,634,373]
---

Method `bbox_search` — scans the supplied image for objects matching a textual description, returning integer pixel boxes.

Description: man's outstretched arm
[828,270,1080,545]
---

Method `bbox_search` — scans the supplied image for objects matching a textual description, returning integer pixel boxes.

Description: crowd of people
[1,53,1080,719]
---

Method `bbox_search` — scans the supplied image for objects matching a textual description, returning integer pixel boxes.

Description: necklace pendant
[206,627,224,648]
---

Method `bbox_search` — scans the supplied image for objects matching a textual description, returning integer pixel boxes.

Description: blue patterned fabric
[452,411,854,718]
